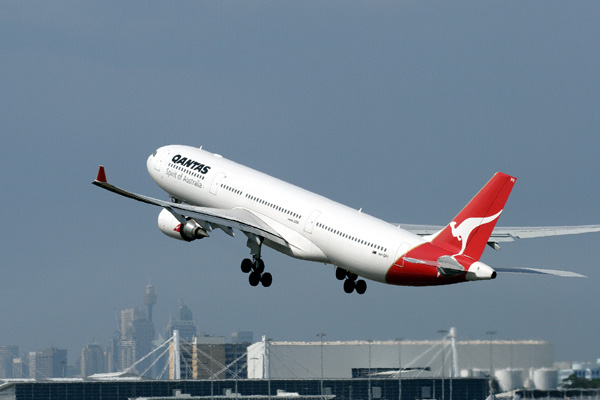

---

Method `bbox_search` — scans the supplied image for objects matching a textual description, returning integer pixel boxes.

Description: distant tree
[563,374,600,389]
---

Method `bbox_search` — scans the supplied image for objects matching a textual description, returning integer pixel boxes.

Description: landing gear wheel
[241,258,253,273]
[249,272,261,286]
[261,272,273,287]
[335,267,347,281]
[347,272,358,281]
[355,279,367,295]
[343,279,355,294]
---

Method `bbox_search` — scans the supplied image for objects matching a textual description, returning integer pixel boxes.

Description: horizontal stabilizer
[402,257,437,267]
[494,266,586,278]
[402,256,465,277]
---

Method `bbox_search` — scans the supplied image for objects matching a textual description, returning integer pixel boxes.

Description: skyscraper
[0,346,18,378]
[28,347,67,379]
[107,333,120,373]
[12,357,27,379]
[119,308,155,374]
[165,301,197,342]
[81,342,105,377]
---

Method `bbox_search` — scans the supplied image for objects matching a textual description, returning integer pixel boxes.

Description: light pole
[267,338,272,400]
[368,340,373,400]
[438,330,448,400]
[486,331,497,395]
[448,328,456,400]
[396,338,403,400]
[209,344,214,400]
[317,333,326,399]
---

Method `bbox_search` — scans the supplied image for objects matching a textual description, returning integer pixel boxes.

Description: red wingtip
[96,166,107,183]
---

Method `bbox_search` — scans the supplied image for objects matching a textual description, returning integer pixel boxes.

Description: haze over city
[1,1,599,369]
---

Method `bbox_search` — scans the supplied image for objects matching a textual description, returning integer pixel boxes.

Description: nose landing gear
[335,267,367,294]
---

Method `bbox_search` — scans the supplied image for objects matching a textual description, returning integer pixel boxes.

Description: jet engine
[157,209,209,241]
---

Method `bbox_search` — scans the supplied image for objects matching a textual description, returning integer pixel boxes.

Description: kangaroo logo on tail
[450,210,503,255]
[431,173,515,260]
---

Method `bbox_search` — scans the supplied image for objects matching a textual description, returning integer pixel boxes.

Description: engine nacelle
[157,209,209,242]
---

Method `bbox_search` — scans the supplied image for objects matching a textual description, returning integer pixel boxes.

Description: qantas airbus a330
[93,145,600,294]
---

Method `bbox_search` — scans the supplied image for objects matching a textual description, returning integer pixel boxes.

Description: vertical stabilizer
[431,172,516,260]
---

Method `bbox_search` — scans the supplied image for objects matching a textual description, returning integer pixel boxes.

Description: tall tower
[144,283,157,322]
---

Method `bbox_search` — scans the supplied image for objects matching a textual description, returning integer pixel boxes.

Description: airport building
[1,330,597,400]
[0,376,491,400]
[247,336,554,381]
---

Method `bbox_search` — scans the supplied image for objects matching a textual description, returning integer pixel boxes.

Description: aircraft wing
[489,225,600,242]
[396,223,600,247]
[92,166,288,247]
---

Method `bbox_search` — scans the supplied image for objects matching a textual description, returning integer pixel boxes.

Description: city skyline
[0,284,256,379]
[1,282,598,379]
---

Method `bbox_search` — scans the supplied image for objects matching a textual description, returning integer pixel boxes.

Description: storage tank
[495,369,523,392]
[533,368,558,390]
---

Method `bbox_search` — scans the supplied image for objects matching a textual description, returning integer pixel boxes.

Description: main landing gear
[241,256,272,287]
[241,234,272,287]
[336,267,367,294]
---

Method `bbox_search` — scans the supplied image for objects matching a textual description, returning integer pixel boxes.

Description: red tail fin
[431,172,516,260]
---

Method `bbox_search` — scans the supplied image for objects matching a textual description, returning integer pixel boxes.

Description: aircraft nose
[147,150,157,173]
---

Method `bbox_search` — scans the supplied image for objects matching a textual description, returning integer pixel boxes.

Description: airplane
[93,145,600,294]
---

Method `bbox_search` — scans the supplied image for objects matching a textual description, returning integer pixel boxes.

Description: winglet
[96,166,107,183]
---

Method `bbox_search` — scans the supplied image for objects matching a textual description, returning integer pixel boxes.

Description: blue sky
[1,1,599,366]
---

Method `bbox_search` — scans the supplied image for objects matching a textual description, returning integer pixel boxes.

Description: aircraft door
[210,172,226,195]
[304,209,321,234]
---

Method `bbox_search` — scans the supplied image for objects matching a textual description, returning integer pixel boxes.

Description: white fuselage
[147,145,425,284]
